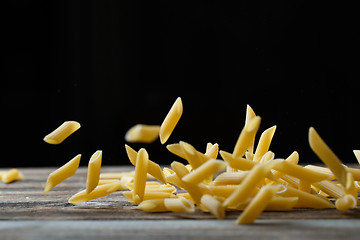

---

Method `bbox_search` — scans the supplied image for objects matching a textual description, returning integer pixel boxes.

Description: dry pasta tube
[308,127,347,187]
[182,159,227,184]
[233,116,261,158]
[171,161,203,204]
[2,169,24,184]
[125,145,166,183]
[312,180,344,199]
[137,198,168,212]
[44,154,81,194]
[209,185,239,198]
[236,185,282,224]
[205,143,219,159]
[264,197,299,211]
[304,165,335,180]
[123,190,176,203]
[166,143,187,160]
[213,171,249,186]
[164,198,195,213]
[179,141,209,169]
[220,150,255,171]
[335,194,357,211]
[354,150,360,164]
[43,121,80,144]
[133,148,149,202]
[165,173,185,189]
[201,194,225,220]
[86,150,102,194]
[253,125,276,162]
[259,151,274,163]
[244,105,257,156]
[68,181,121,203]
[125,124,160,143]
[344,173,358,204]
[222,161,280,208]
[159,97,183,144]
[273,159,330,183]
[278,185,334,209]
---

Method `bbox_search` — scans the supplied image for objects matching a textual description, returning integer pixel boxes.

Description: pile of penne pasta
[42,97,360,224]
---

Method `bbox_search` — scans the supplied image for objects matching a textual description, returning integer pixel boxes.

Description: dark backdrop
[3,1,359,167]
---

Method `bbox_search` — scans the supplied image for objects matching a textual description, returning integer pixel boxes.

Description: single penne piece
[86,150,102,194]
[312,180,344,199]
[205,143,219,159]
[236,185,282,224]
[220,150,256,171]
[200,194,225,220]
[222,161,280,208]
[213,171,249,186]
[354,150,360,164]
[179,141,209,169]
[68,181,121,203]
[280,174,299,188]
[44,154,81,194]
[133,148,149,202]
[2,169,24,184]
[273,160,330,183]
[253,125,277,162]
[245,105,257,156]
[43,121,80,144]
[182,159,227,184]
[233,116,261,158]
[137,198,168,212]
[171,161,203,204]
[125,145,166,183]
[123,190,176,203]
[308,127,347,187]
[304,165,335,180]
[259,151,275,163]
[159,97,183,144]
[164,198,195,213]
[166,143,187,159]
[265,196,299,211]
[278,185,334,209]
[209,185,239,198]
[335,194,357,211]
[124,124,160,143]
[271,151,299,179]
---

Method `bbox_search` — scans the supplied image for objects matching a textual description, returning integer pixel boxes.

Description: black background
[3,1,359,167]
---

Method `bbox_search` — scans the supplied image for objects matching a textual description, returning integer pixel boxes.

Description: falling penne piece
[354,150,360,164]
[205,143,219,159]
[308,127,347,187]
[220,150,256,171]
[182,159,227,184]
[68,181,121,203]
[159,97,183,144]
[253,125,277,162]
[125,124,160,143]
[2,169,24,184]
[125,145,166,183]
[236,185,282,224]
[43,121,80,144]
[179,141,209,169]
[201,194,225,220]
[44,154,81,194]
[86,150,102,194]
[233,116,261,158]
[133,148,149,202]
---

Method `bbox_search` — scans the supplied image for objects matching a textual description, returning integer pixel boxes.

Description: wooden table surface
[1,166,359,240]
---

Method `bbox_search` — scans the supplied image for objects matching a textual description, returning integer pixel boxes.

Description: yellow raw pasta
[265,197,299,211]
[86,150,102,194]
[308,127,347,187]
[68,181,121,203]
[205,143,219,159]
[133,148,149,202]
[312,180,344,199]
[123,190,176,203]
[233,116,261,158]
[43,121,80,144]
[220,150,255,171]
[236,185,282,224]
[125,124,160,143]
[354,150,360,164]
[159,97,183,144]
[138,198,195,213]
[213,171,249,186]
[125,145,166,183]
[2,169,24,184]
[335,194,357,211]
[253,125,277,162]
[200,194,225,220]
[44,154,81,194]
[182,159,227,184]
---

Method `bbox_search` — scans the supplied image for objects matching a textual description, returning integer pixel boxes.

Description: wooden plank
[0,166,359,221]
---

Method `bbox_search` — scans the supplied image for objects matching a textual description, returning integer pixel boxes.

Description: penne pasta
[182,159,227,184]
[43,121,80,144]
[265,196,299,211]
[68,181,121,203]
[44,154,81,194]
[179,141,209,169]
[213,171,249,186]
[164,198,195,213]
[86,150,102,194]
[125,124,160,143]
[312,180,344,199]
[159,97,183,144]
[201,194,225,220]
[335,194,357,211]
[123,190,176,203]
[125,145,166,183]
[354,150,360,164]
[2,169,24,184]
[205,143,219,159]
[253,125,277,162]
[308,127,347,187]
[133,148,149,202]
[220,150,255,171]
[233,116,261,158]
[236,185,282,224]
